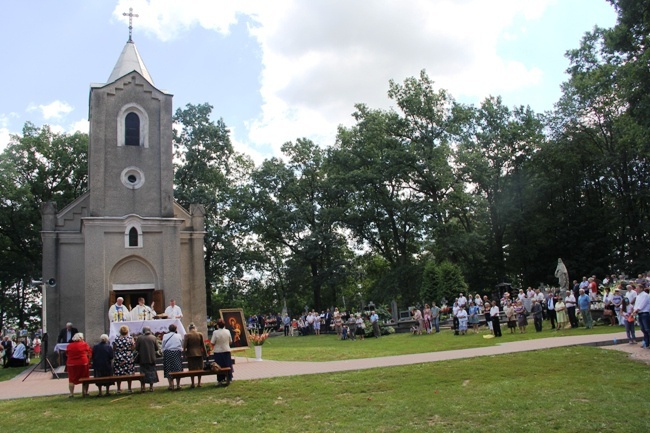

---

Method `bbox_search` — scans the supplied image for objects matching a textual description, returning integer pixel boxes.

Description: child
[622,298,636,344]
[341,324,348,340]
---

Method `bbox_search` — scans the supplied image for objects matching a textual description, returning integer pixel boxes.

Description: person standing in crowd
[411,307,423,335]
[456,306,468,335]
[546,293,558,330]
[484,302,493,334]
[370,310,381,338]
[112,325,135,394]
[162,324,183,391]
[183,323,207,388]
[577,288,593,329]
[555,296,568,330]
[452,300,460,335]
[505,301,516,334]
[622,298,636,344]
[531,299,543,332]
[423,304,432,334]
[32,335,41,359]
[514,300,527,333]
[333,308,343,338]
[355,313,366,340]
[347,314,357,340]
[282,313,291,337]
[468,301,480,334]
[66,333,92,398]
[490,302,502,337]
[612,287,624,326]
[431,302,441,333]
[632,284,650,348]
[2,336,14,368]
[565,290,578,328]
[313,312,322,336]
[57,322,78,343]
[211,319,233,385]
[91,334,114,397]
[164,299,183,319]
[135,326,159,392]
[323,309,332,334]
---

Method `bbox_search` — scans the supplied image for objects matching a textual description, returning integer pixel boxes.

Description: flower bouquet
[249,330,270,346]
[204,339,214,355]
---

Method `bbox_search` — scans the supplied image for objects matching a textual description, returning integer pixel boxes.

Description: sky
[0,0,618,164]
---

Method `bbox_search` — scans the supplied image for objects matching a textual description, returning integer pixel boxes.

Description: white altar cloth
[109,319,186,342]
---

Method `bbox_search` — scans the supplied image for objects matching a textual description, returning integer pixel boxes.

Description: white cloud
[115,0,554,157]
[27,100,73,120]
[70,118,89,134]
[0,127,10,153]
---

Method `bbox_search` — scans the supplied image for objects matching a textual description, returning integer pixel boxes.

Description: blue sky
[0,0,617,163]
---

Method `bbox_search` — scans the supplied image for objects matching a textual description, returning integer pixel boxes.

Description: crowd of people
[405,272,650,347]
[61,319,234,398]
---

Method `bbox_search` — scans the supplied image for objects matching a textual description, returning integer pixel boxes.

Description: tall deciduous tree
[244,138,349,311]
[0,123,88,330]
[173,103,254,316]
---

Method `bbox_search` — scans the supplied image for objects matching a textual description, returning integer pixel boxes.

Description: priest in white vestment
[108,297,131,322]
[131,297,156,321]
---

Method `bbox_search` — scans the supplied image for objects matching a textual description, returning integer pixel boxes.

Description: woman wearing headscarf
[183,323,207,388]
[162,323,184,390]
[66,333,92,398]
[135,326,159,392]
[91,334,114,396]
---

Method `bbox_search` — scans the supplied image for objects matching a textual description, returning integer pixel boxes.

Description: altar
[109,319,186,342]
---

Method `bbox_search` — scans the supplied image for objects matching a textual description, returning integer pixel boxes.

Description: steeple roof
[106,40,154,85]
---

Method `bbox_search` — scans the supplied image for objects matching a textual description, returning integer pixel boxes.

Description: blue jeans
[638,312,650,348]
[581,309,593,329]
[432,316,440,332]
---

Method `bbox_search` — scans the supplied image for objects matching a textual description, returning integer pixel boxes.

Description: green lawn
[0,358,38,382]
[253,323,628,361]
[0,346,647,433]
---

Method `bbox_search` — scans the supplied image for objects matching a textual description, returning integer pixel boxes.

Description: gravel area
[602,341,650,365]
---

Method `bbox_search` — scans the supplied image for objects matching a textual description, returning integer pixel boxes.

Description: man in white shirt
[457,293,467,308]
[108,297,131,322]
[625,285,637,305]
[564,290,578,328]
[632,285,649,348]
[164,299,183,319]
[490,303,502,337]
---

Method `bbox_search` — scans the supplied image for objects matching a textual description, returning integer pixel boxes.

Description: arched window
[124,222,143,248]
[125,112,140,146]
[128,227,139,246]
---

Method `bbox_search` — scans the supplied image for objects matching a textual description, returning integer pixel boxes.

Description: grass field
[253,323,628,361]
[0,324,644,432]
[0,345,647,433]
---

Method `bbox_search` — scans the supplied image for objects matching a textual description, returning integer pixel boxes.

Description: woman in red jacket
[66,333,92,398]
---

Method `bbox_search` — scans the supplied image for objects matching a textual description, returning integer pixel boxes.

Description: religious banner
[219,308,249,348]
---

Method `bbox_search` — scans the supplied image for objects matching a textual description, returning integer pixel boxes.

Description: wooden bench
[168,368,232,387]
[79,374,145,393]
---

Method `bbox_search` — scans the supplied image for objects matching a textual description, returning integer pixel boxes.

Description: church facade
[41,38,207,350]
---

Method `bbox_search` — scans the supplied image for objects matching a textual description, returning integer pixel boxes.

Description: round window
[121,167,145,189]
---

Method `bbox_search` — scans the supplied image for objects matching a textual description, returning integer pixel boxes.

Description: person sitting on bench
[8,338,28,367]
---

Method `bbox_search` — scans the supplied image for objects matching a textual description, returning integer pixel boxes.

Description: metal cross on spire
[123,7,139,43]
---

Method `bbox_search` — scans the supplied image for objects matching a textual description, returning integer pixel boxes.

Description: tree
[455,97,544,284]
[173,103,255,317]
[0,123,88,330]
[244,138,349,311]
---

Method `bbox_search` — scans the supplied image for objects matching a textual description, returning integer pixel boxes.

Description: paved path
[0,331,638,401]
